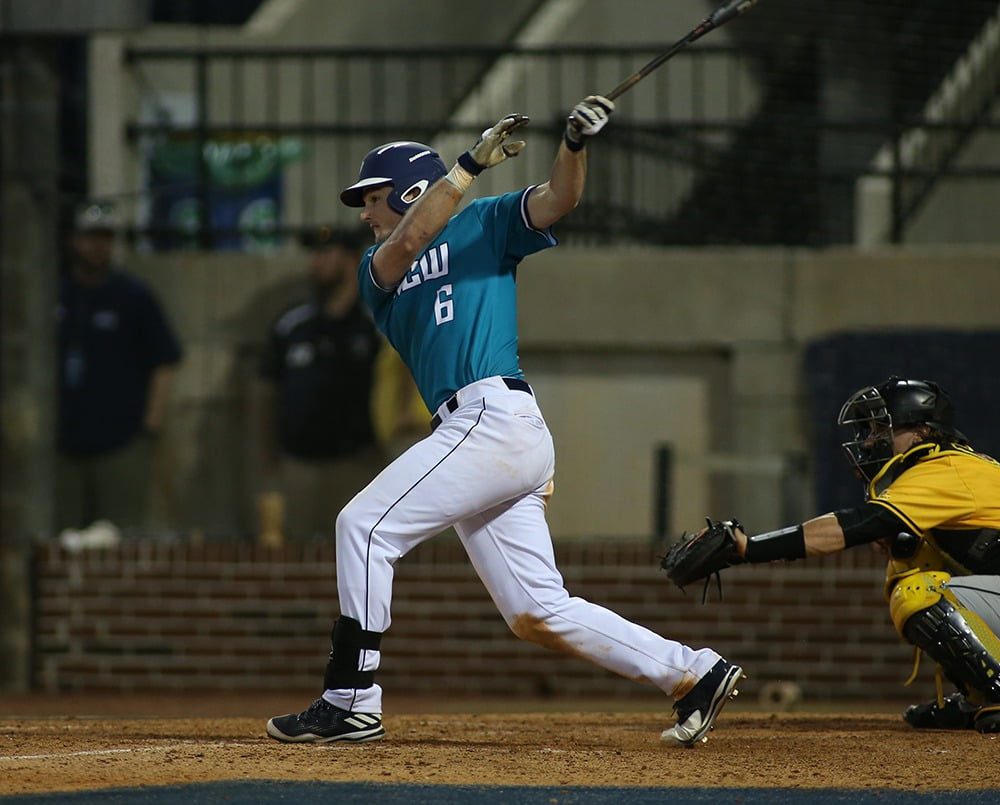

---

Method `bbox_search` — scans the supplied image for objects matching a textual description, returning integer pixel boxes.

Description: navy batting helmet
[340,141,447,214]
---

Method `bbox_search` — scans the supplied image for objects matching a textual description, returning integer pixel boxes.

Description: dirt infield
[1,694,999,797]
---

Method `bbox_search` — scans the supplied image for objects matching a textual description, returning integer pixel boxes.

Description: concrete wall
[128,244,1000,542]
[904,97,1000,246]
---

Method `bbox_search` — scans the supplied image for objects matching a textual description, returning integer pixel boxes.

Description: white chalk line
[0,741,258,762]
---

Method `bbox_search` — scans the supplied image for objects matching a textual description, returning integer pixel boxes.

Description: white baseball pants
[324,376,721,713]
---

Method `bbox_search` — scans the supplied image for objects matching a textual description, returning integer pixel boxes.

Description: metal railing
[122,43,1000,249]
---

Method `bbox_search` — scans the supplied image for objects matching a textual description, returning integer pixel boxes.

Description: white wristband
[444,163,476,193]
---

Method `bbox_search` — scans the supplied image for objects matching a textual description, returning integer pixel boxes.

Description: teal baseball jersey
[358,187,557,410]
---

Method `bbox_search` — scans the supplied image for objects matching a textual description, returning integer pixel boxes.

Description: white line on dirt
[0,741,258,762]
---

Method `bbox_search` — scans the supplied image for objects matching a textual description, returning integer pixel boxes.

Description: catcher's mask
[837,377,963,484]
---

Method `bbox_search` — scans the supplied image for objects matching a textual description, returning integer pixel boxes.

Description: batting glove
[565,95,615,152]
[446,114,529,193]
[458,114,529,174]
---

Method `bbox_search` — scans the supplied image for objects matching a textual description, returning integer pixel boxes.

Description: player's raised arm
[370,115,529,289]
[527,95,614,230]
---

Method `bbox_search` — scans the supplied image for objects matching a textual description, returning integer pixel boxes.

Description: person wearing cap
[56,201,183,537]
[256,227,385,541]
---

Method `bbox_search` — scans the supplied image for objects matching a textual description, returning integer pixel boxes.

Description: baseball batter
[267,96,743,748]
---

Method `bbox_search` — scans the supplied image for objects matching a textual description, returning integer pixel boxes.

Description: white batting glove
[448,114,529,192]
[465,114,530,168]
[565,95,615,151]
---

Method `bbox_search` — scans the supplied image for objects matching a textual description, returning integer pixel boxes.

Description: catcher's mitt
[661,518,745,593]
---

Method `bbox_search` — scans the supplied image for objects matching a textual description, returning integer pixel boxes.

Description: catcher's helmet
[340,141,447,214]
[837,377,963,483]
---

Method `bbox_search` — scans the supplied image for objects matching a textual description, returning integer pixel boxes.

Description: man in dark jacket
[57,201,183,536]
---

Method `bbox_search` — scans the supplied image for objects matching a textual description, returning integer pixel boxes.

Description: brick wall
[32,537,924,701]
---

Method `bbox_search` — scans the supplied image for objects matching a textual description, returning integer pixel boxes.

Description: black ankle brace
[323,616,383,690]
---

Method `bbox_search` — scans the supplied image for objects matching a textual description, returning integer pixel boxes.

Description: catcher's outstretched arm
[803,515,847,556]
[738,523,807,562]
[662,504,911,590]
[736,503,910,562]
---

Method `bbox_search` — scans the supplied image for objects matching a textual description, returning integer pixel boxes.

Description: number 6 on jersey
[434,284,454,325]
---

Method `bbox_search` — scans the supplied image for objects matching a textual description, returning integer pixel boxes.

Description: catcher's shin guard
[322,616,383,690]
[893,574,1000,710]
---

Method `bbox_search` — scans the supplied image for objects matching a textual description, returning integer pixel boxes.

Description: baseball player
[666,377,1000,733]
[267,97,743,748]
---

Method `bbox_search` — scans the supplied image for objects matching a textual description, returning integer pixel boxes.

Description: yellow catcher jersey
[868,442,1000,575]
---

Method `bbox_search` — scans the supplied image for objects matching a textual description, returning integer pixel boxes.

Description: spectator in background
[257,227,383,541]
[56,201,183,537]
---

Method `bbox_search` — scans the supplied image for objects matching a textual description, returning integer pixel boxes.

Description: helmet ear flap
[388,179,431,214]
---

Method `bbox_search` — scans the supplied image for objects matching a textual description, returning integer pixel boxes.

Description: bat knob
[710,0,758,27]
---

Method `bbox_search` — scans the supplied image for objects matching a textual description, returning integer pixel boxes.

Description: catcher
[663,377,1000,733]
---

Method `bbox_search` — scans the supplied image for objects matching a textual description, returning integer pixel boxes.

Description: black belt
[430,377,532,432]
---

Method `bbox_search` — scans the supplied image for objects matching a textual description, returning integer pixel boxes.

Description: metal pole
[889,39,903,245]
[195,50,210,249]
[781,452,809,527]
[0,42,60,692]
[653,443,674,544]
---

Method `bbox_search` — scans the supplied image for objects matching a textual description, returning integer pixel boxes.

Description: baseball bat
[605,0,760,101]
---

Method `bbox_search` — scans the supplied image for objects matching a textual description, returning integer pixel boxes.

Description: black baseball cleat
[903,692,977,730]
[974,703,1000,734]
[266,697,385,744]
[661,659,744,747]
